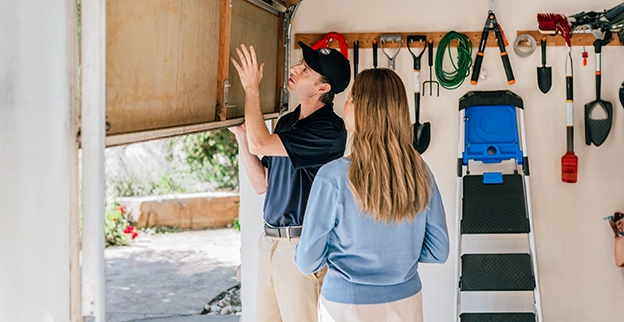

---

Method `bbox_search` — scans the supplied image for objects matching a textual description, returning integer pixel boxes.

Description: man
[229,42,350,322]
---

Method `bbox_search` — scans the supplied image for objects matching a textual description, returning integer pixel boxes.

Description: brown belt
[263,223,302,239]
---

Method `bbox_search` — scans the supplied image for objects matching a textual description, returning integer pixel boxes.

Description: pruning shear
[470,10,515,85]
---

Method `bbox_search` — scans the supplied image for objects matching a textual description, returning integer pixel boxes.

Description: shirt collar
[291,103,334,125]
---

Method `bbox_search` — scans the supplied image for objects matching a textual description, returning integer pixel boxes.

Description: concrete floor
[104,229,242,322]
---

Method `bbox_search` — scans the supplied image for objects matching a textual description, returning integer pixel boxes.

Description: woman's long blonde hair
[348,68,432,223]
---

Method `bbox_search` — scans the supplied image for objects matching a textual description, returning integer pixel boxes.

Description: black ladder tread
[462,174,530,234]
[460,313,536,322]
[461,253,535,291]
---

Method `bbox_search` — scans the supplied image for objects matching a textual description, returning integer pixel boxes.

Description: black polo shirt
[261,103,347,227]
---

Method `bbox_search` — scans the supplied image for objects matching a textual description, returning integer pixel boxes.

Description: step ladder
[453,90,544,322]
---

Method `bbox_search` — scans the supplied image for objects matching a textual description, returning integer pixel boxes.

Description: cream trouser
[319,291,423,322]
[256,234,327,322]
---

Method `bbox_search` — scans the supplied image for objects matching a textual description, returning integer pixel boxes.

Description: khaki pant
[319,292,423,322]
[256,234,327,322]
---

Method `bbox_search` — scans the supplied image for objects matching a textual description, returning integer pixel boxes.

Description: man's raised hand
[231,44,265,94]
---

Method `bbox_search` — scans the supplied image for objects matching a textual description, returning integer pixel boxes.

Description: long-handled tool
[407,35,431,154]
[353,40,359,80]
[538,13,577,183]
[379,34,402,70]
[422,39,439,96]
[584,37,613,147]
[620,82,624,108]
[373,40,378,69]
[471,10,515,85]
[537,37,552,93]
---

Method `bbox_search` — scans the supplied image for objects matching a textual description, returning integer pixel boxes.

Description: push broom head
[537,13,572,46]
[561,151,578,183]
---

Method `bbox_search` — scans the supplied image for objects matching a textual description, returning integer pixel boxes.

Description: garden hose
[435,31,473,90]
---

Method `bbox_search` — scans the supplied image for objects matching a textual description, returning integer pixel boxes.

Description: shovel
[584,38,613,147]
[537,37,552,94]
[407,35,431,154]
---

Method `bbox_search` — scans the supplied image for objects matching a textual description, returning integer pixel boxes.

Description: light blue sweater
[295,157,449,305]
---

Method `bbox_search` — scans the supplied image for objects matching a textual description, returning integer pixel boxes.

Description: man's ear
[318,82,331,95]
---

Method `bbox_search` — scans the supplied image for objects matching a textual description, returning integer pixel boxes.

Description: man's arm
[230,124,268,194]
[231,44,287,157]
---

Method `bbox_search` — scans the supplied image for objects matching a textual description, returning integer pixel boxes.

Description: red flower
[116,206,125,214]
[131,232,138,240]
[123,226,135,234]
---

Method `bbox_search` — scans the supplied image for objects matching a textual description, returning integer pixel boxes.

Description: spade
[407,35,431,154]
[537,37,552,94]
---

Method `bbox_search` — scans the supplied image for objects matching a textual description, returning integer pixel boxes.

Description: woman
[295,68,449,322]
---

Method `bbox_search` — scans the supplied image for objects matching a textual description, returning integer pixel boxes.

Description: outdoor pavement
[105,228,242,322]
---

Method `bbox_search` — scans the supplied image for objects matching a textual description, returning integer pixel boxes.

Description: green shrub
[232,217,240,232]
[180,129,239,190]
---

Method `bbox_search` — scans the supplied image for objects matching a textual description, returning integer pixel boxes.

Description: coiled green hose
[435,31,473,90]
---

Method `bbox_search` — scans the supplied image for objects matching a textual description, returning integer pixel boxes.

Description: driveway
[105,229,241,322]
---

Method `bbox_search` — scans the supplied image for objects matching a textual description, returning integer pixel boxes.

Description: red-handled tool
[537,13,577,183]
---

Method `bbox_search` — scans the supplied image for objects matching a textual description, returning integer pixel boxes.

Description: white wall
[240,144,267,321]
[0,1,73,321]
[240,0,624,321]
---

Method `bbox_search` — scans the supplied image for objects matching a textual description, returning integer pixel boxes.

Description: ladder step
[461,254,535,291]
[462,174,530,234]
[460,313,536,322]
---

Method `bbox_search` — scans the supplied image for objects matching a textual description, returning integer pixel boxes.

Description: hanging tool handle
[373,41,378,68]
[541,37,547,66]
[500,52,515,84]
[565,51,574,153]
[413,68,421,124]
[594,39,602,100]
[427,39,434,67]
[470,28,489,85]
[354,40,359,79]
[414,92,421,124]
[406,35,426,70]
[414,70,421,95]
[493,24,515,84]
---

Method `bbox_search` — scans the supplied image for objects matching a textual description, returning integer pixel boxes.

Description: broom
[537,13,577,183]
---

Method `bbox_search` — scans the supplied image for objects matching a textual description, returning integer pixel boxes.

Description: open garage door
[105,0,299,146]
